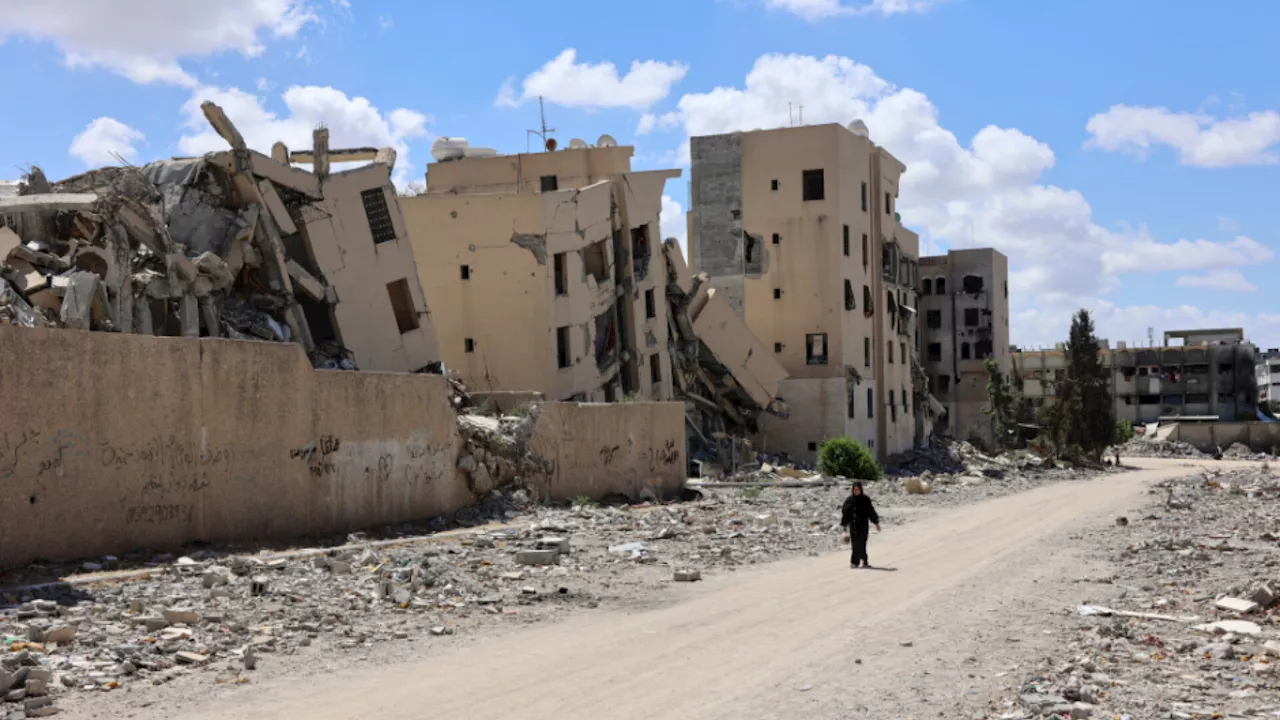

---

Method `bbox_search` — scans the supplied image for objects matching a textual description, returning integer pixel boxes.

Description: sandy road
[80,458,1216,720]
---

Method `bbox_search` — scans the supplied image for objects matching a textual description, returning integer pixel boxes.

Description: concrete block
[674,569,702,582]
[514,550,559,567]
[535,537,570,555]
[162,608,199,625]
[1250,584,1275,608]
[43,626,75,645]
[1215,596,1259,614]
[175,652,208,665]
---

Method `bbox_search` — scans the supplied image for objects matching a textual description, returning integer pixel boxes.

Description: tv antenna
[526,96,556,152]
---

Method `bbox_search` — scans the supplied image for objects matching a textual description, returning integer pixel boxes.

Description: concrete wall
[426,146,634,195]
[1171,422,1280,453]
[689,133,746,315]
[757,377,849,466]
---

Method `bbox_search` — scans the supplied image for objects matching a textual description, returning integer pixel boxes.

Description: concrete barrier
[1171,421,1280,453]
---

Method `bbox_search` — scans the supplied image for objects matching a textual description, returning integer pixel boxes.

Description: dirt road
[71,459,1212,719]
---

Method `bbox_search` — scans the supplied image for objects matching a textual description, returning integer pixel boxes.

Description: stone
[392,588,412,605]
[1195,620,1262,636]
[328,560,351,575]
[43,626,75,645]
[24,678,47,696]
[202,570,229,588]
[1069,703,1095,719]
[515,550,559,566]
[673,569,702,582]
[243,648,257,671]
[535,537,570,555]
[0,668,14,692]
[1214,596,1259,614]
[1250,584,1275,608]
[163,608,199,625]
[175,652,208,666]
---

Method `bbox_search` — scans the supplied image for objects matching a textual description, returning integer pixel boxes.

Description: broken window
[802,169,825,201]
[887,341,894,364]
[594,311,617,368]
[1003,281,1008,298]
[843,225,850,256]
[936,278,946,294]
[386,279,419,335]
[938,375,951,393]
[976,338,993,359]
[864,337,871,368]
[1218,363,1232,373]
[744,233,756,264]
[861,182,868,212]
[650,353,662,384]
[901,342,907,363]
[861,233,868,267]
[774,342,783,353]
[771,179,779,191]
[806,332,829,365]
[964,308,979,327]
[645,288,656,319]
[863,285,873,315]
[582,240,609,283]
[885,192,892,215]
[928,343,942,362]
[553,253,568,295]
[460,265,471,280]
[772,232,780,245]
[927,310,942,329]
[773,288,782,300]
[962,274,984,294]
[844,280,855,311]
[903,387,910,415]
[922,278,932,295]
[889,390,896,421]
[866,388,874,418]
[631,225,651,280]
[540,175,558,192]
[361,188,396,245]
[961,342,971,360]
[556,326,571,368]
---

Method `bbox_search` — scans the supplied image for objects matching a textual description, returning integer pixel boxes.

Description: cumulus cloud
[636,112,682,136]
[764,0,943,21]
[659,53,1271,346]
[180,85,429,188]
[495,49,688,110]
[68,117,145,166]
[0,0,316,86]
[1086,104,1280,167]
[660,195,687,250]
[1175,270,1257,293]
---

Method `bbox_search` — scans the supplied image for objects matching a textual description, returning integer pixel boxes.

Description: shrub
[740,486,763,500]
[1114,419,1134,445]
[818,437,881,481]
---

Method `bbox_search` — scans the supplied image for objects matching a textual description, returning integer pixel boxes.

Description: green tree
[1065,309,1115,460]
[983,358,1018,448]
[1114,419,1134,445]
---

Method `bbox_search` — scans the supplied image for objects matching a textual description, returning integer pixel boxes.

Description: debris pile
[1117,436,1207,458]
[886,437,1048,478]
[994,467,1280,719]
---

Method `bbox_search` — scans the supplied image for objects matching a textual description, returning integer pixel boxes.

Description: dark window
[802,169,825,201]
[861,233,868,267]
[1003,281,1008,298]
[976,339,993,359]
[962,274,983,293]
[922,278,932,295]
[936,278,946,294]
[464,338,475,353]
[460,264,471,280]
[806,333,829,365]
[885,192,892,215]
[650,353,661,384]
[928,343,942,361]
[887,341,894,364]
[645,288,656,318]
[772,232,780,245]
[807,442,818,452]
[556,326,571,368]
[540,175,558,192]
[964,308,979,327]
[901,342,906,362]
[927,310,942,329]
[889,390,897,421]
[903,386,909,414]
[844,280,855,310]
[773,288,782,299]
[864,337,871,368]
[554,253,567,295]
[860,182,867,212]
[848,385,856,419]
[938,374,951,392]
[866,388,874,418]
[771,179,779,191]
[583,240,608,282]
[386,279,419,334]
[774,342,783,353]
[843,225,850,256]
[361,187,396,245]
[961,342,971,360]
[863,285,873,314]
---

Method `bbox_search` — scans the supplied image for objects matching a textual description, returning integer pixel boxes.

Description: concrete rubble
[990,467,1280,719]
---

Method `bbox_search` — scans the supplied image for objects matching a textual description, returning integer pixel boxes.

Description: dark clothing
[840,492,879,567]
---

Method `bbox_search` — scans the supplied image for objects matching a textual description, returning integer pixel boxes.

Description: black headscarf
[840,481,879,530]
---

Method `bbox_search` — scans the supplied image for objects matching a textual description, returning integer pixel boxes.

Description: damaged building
[0,102,439,373]
[402,137,678,402]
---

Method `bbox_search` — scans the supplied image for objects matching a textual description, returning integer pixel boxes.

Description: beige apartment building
[918,249,1011,446]
[688,122,921,463]
[402,141,679,402]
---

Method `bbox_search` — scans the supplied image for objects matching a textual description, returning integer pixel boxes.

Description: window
[843,225,850,256]
[962,274,984,293]
[583,240,608,282]
[806,333,829,365]
[361,188,396,245]
[960,342,971,360]
[386,279,419,334]
[861,182,868,212]
[807,442,818,452]
[460,264,471,280]
[1004,281,1008,299]
[802,169,825,201]
[556,326,571,368]
[464,338,475,353]
[922,278,932,295]
[866,388,874,418]
[889,391,897,422]
[773,288,782,300]
[885,192,892,215]
[650,353,662,384]
[864,338,871,368]
[976,339,993,359]
[938,374,951,392]
[540,175,559,192]
[772,233,781,245]
[863,285,873,314]
[964,308,979,327]
[645,288,656,319]
[771,179,779,191]
[861,233,869,267]
[927,310,942,329]
[554,253,567,295]
[903,387,909,415]
[936,278,946,294]
[887,341,894,364]
[774,342,783,353]
[928,343,942,361]
[844,280,855,311]
[901,342,906,362]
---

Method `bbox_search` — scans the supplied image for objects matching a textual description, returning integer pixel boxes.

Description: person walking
[840,481,881,569]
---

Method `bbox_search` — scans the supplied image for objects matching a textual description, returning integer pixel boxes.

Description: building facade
[918,249,1011,446]
[402,143,679,402]
[1012,328,1258,426]
[1256,348,1280,408]
[688,123,920,462]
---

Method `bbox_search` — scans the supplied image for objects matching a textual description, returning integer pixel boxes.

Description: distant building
[1256,348,1280,408]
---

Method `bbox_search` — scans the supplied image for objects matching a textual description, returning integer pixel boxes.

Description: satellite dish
[847,119,870,138]
[544,137,558,151]
[597,134,617,148]
[568,138,587,149]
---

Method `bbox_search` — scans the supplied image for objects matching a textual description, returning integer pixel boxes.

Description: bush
[818,437,881,481]
[1114,420,1134,445]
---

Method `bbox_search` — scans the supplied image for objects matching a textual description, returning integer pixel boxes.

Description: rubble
[1116,436,1207,458]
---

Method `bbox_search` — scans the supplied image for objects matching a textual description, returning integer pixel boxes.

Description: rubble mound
[1118,437,1207,458]
[1222,441,1259,459]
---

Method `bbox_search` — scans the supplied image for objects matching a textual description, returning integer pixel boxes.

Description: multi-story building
[918,249,1011,446]
[1013,328,1258,425]
[401,139,679,402]
[688,122,920,463]
[1256,348,1280,408]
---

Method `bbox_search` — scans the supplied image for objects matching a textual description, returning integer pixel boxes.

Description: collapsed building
[0,102,439,373]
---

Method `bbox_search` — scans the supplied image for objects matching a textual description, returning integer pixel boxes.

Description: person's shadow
[862,566,899,572]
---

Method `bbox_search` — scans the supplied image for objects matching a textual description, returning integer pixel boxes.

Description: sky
[2,0,1279,350]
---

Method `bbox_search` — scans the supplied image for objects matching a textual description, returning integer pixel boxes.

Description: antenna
[526,96,556,153]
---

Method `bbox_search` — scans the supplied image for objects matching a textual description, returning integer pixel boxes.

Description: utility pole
[526,96,556,152]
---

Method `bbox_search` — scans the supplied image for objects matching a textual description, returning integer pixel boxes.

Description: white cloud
[1085,104,1280,167]
[636,111,682,136]
[179,85,429,188]
[496,49,688,110]
[1217,215,1240,233]
[68,117,145,166]
[764,0,942,21]
[0,0,317,87]
[1016,301,1280,351]
[1175,270,1257,292]
[660,53,1273,346]
[660,195,687,250]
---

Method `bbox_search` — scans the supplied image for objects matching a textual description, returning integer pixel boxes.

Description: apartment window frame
[927,343,942,362]
[922,278,932,295]
[843,225,850,257]
[802,169,825,202]
[460,264,471,281]
[553,252,568,296]
[385,278,420,335]
[889,390,897,422]
[774,342,783,353]
[360,187,396,245]
[771,179,779,191]
[772,232,781,245]
[645,288,657,319]
[556,326,571,369]
[864,337,871,368]
[649,353,662,385]
[861,233,869,267]
[887,341,894,364]
[806,332,829,366]
[885,192,892,215]
[773,288,782,300]
[844,280,855,311]
[927,309,942,329]
[866,388,874,418]
[540,175,559,192]
[860,182,868,212]
[960,342,971,360]
[964,308,979,327]
[936,278,947,294]
[464,338,476,353]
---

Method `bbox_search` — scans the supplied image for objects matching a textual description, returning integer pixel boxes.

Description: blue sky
[3,0,1279,348]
